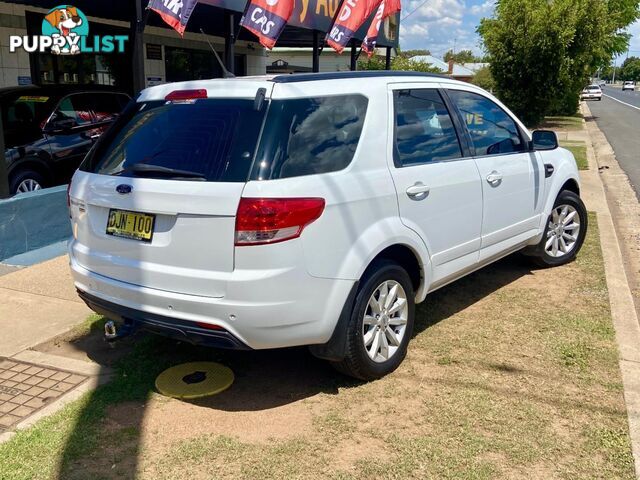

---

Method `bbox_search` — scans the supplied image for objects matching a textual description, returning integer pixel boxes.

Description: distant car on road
[580,85,602,101]
[2,85,131,195]
[598,80,606,87]
[622,81,635,92]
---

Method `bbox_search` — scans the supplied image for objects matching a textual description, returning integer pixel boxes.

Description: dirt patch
[1,216,634,480]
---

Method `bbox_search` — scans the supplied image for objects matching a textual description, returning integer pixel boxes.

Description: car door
[446,88,544,262]
[44,93,99,182]
[387,85,483,288]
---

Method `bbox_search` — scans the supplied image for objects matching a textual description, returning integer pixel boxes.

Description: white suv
[622,81,635,91]
[68,72,587,380]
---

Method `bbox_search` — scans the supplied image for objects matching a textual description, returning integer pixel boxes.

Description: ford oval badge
[116,184,132,195]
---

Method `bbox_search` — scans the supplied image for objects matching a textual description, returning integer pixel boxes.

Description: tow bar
[104,319,137,342]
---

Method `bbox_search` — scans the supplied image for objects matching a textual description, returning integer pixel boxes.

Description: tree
[358,55,443,73]
[471,66,495,92]
[620,56,640,81]
[397,49,431,59]
[478,0,639,125]
[443,49,482,64]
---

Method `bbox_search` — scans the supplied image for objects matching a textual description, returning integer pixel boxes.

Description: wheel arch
[8,157,54,185]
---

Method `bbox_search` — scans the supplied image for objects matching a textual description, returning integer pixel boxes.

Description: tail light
[235,197,325,246]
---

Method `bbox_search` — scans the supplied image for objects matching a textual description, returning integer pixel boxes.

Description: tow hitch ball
[104,319,135,342]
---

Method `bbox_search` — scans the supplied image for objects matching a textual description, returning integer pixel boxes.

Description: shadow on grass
[53,253,536,479]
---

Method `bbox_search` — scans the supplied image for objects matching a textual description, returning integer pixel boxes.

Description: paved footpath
[0,256,90,358]
[573,104,640,478]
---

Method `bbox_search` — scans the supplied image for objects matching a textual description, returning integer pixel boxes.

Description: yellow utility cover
[155,362,234,399]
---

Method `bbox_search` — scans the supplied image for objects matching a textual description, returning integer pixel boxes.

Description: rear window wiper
[116,163,207,180]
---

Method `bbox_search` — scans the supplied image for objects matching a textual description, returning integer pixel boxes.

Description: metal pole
[224,12,236,75]
[0,114,8,199]
[350,40,357,71]
[385,47,391,70]
[132,0,147,95]
[312,31,320,72]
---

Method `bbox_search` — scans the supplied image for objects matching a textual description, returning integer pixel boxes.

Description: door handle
[90,134,101,141]
[406,183,430,200]
[486,171,503,185]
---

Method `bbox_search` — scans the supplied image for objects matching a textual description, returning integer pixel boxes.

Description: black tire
[331,259,415,381]
[527,190,588,268]
[9,169,46,195]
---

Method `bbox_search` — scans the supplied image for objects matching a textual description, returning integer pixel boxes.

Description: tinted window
[53,94,94,127]
[91,93,130,123]
[2,93,54,130]
[393,89,462,166]
[448,90,524,156]
[252,95,368,180]
[81,99,266,182]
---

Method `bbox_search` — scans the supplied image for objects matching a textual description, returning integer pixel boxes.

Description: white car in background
[622,81,635,91]
[580,84,602,101]
[68,72,587,380]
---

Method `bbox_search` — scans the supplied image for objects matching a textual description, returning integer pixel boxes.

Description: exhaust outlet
[104,320,117,340]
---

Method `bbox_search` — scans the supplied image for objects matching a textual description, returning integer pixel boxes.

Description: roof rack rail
[271,71,447,83]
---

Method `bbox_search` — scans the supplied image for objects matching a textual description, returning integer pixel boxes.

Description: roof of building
[270,70,447,83]
[409,55,477,77]
[461,62,490,73]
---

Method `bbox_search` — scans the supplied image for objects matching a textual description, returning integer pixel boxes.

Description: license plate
[106,209,155,242]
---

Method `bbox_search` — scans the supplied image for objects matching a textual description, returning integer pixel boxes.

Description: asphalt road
[587,86,640,198]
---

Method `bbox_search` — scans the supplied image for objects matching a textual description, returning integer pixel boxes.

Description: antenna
[200,28,235,78]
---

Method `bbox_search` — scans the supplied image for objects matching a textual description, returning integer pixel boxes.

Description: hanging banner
[326,0,382,54]
[148,0,200,36]
[361,0,400,57]
[239,0,295,49]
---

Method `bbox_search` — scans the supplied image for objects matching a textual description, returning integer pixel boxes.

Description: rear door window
[252,95,368,180]
[393,89,462,166]
[81,98,266,182]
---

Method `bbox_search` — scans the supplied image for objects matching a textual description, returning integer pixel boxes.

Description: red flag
[148,0,199,36]
[326,0,382,54]
[361,0,400,57]
[240,0,295,49]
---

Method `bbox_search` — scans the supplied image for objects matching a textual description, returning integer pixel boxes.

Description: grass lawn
[560,140,588,170]
[535,115,585,131]
[0,215,634,479]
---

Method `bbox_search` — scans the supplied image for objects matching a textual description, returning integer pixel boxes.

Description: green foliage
[471,66,495,92]
[397,48,431,58]
[443,49,484,64]
[619,56,640,80]
[358,55,444,73]
[478,0,639,125]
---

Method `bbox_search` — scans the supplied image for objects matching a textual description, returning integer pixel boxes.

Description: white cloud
[399,0,486,56]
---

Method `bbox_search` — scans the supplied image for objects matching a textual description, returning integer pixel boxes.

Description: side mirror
[532,130,559,151]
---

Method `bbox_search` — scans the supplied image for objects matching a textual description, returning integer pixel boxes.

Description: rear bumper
[69,252,355,350]
[78,290,251,349]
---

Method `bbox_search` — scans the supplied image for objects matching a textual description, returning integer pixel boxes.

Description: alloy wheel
[545,204,581,258]
[362,280,409,363]
[16,179,42,194]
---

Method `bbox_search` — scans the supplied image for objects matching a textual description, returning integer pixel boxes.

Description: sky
[398,0,640,64]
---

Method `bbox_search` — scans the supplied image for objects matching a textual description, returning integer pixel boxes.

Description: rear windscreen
[81,98,266,182]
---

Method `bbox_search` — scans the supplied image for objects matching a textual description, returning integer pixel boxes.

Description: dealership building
[0,0,399,94]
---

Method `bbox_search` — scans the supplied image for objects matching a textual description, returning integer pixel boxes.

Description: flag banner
[148,0,200,36]
[326,0,382,54]
[240,0,295,49]
[361,0,400,57]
